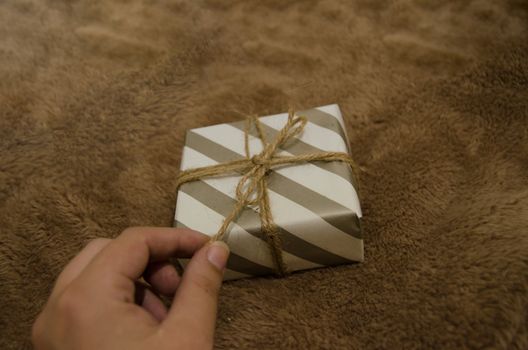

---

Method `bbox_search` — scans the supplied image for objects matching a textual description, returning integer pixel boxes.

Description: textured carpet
[1,1,528,349]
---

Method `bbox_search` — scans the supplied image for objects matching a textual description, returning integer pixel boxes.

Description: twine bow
[176,110,359,276]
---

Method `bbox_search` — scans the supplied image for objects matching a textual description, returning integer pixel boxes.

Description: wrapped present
[173,104,363,280]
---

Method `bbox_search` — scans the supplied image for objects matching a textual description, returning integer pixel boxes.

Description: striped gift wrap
[174,104,363,280]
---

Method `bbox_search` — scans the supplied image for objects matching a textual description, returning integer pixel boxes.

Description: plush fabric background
[1,1,527,349]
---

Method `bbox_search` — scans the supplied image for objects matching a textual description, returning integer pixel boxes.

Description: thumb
[164,241,229,340]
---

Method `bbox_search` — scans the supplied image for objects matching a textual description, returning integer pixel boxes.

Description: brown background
[1,1,528,349]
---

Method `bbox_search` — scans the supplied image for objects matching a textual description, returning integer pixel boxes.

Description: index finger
[82,227,209,282]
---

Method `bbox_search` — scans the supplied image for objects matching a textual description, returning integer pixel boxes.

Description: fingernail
[207,241,230,271]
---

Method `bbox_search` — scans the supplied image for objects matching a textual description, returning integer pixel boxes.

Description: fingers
[51,238,112,298]
[134,282,168,323]
[83,228,209,283]
[163,241,229,340]
[143,262,180,296]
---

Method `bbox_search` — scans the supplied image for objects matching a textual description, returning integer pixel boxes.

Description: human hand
[32,227,230,350]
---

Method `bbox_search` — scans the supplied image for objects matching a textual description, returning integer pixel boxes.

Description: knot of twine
[176,110,359,276]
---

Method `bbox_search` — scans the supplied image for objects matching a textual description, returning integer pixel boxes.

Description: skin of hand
[32,227,230,350]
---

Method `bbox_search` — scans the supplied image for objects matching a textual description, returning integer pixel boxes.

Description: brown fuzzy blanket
[1,1,528,349]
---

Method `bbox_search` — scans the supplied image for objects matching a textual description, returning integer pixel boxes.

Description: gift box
[173,104,363,280]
